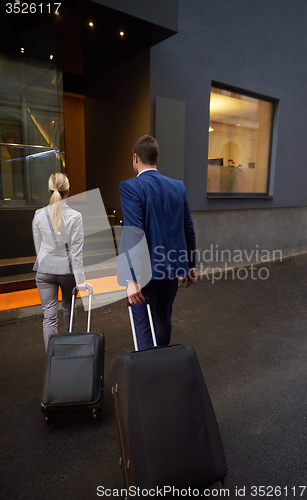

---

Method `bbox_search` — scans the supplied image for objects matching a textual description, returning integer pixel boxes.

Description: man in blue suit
[118,135,197,349]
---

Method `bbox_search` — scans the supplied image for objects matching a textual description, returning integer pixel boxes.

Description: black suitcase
[41,284,105,423]
[111,300,227,494]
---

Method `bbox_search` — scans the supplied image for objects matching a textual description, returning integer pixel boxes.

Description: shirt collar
[137,168,158,177]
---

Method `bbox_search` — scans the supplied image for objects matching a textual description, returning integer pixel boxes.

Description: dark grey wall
[149,0,307,211]
[193,207,307,259]
[155,96,185,181]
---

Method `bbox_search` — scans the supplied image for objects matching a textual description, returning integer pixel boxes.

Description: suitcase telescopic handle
[71,284,93,296]
[127,297,157,351]
[69,283,93,334]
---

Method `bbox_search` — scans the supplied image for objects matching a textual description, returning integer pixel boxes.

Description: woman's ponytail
[48,173,70,234]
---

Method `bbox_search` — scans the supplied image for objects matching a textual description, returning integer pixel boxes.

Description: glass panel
[0,54,65,207]
[207,87,273,195]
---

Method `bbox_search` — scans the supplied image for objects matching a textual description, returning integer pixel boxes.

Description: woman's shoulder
[64,205,82,221]
[33,206,47,220]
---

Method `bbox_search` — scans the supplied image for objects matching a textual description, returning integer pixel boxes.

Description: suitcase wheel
[41,406,53,424]
[43,412,53,425]
[92,408,102,421]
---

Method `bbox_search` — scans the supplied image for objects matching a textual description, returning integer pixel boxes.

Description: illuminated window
[207,86,274,196]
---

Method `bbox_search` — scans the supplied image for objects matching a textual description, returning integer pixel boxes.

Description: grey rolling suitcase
[111,300,227,494]
[41,284,105,423]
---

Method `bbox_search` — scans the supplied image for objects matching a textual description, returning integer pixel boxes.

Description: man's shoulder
[138,170,184,187]
[120,172,186,195]
[119,177,139,193]
[158,173,186,191]
[162,173,184,184]
[119,177,137,186]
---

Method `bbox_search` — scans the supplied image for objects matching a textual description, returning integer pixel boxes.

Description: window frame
[0,53,65,209]
[207,82,277,200]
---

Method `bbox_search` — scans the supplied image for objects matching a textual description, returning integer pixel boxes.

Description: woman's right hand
[76,282,87,292]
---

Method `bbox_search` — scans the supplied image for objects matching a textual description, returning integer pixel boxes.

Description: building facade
[150,0,307,261]
[1,0,307,265]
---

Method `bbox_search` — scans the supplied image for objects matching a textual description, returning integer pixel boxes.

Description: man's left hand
[182,268,197,288]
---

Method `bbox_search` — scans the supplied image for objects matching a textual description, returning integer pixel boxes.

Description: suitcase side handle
[69,283,93,333]
[127,297,157,351]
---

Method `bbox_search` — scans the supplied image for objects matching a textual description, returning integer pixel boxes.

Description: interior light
[208,127,214,132]
[50,55,54,60]
[26,150,57,159]
[113,210,116,213]
[119,31,124,36]
[89,22,94,27]
[51,120,55,124]
[21,48,25,53]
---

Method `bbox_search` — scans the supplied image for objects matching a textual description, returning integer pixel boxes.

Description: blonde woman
[32,173,86,351]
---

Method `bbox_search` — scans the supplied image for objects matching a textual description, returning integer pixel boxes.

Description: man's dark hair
[133,135,159,166]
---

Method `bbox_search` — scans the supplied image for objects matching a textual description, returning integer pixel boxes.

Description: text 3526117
[5,3,61,14]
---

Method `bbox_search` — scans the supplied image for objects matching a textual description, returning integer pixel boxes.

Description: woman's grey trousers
[36,272,76,351]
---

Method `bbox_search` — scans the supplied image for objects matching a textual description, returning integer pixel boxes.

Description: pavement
[1,258,307,500]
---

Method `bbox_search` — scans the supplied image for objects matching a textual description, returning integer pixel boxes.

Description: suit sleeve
[183,187,196,269]
[119,180,144,230]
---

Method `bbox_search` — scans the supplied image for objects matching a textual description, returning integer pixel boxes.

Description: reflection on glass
[0,54,65,207]
[207,87,273,195]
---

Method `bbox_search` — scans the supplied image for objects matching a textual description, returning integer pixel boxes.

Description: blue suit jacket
[118,169,196,283]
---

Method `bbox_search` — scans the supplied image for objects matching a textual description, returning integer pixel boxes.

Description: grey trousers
[36,272,76,351]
